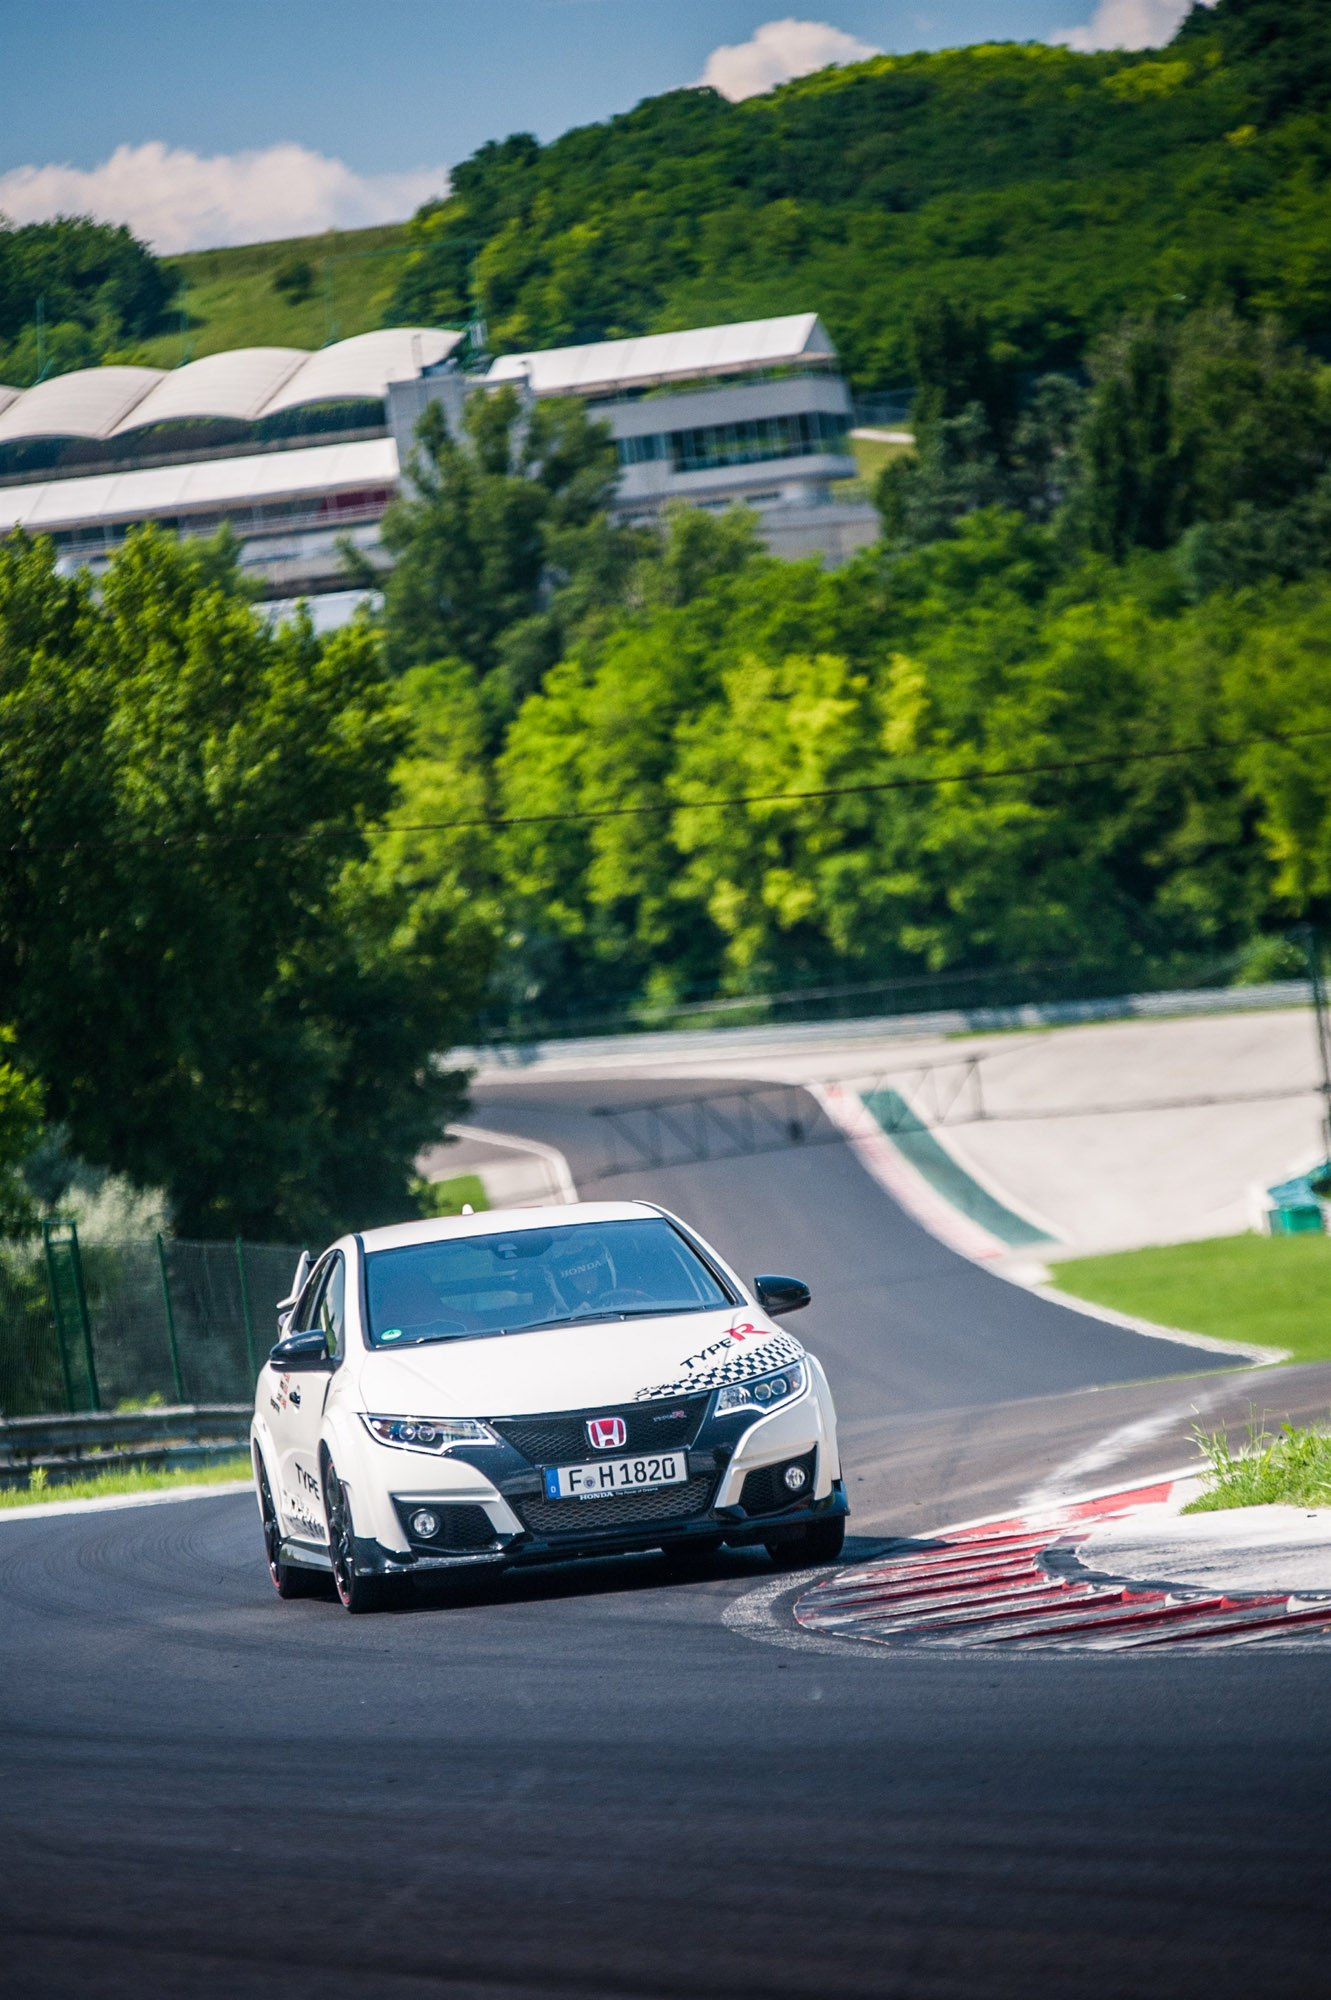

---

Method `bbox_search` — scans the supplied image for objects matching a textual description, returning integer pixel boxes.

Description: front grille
[739,1450,817,1517]
[393,1499,500,1552]
[513,1472,717,1538]
[490,1392,711,1467]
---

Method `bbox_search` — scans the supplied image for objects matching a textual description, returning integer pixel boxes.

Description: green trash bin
[1266,1173,1327,1236]
[1270,1203,1325,1236]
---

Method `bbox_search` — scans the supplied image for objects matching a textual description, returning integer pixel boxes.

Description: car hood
[351,1308,802,1416]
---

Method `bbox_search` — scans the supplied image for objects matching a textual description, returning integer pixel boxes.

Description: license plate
[543,1451,688,1500]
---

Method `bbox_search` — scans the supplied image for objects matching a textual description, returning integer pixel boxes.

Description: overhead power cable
[384,723,1331,833]
[6,721,1331,858]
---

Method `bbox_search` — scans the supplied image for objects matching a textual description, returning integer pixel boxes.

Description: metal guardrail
[0,1403,252,1489]
[586,1049,1318,1179]
[586,1071,982,1178]
[462,979,1312,1071]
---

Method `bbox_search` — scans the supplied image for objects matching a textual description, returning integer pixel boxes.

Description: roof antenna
[461,1203,474,1215]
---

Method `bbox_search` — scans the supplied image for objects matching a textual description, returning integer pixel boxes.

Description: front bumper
[350,1476,850,1576]
[341,1380,845,1576]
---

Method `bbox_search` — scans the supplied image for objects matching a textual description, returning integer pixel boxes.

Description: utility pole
[1291,921,1331,1163]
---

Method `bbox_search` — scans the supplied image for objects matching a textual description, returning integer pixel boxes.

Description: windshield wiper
[501,1303,717,1335]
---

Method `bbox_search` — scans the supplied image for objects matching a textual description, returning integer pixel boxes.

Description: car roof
[358,1200,660,1255]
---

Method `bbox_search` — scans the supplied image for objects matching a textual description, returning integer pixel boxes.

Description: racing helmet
[548,1233,616,1298]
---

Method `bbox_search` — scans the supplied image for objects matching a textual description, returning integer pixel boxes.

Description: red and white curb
[794,1480,1331,1652]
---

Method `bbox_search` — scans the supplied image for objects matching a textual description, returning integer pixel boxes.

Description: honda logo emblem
[586,1416,627,1451]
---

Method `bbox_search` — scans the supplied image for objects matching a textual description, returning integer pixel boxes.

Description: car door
[273,1255,344,1545]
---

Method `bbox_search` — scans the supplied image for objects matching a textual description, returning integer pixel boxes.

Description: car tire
[766,1515,846,1569]
[255,1453,323,1599]
[322,1454,391,1614]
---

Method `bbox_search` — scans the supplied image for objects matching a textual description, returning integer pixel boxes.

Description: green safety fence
[0,1226,303,1419]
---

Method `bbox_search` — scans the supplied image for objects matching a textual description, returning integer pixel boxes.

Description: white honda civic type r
[250,1199,846,1611]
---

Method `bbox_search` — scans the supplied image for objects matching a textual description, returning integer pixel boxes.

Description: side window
[319,1256,346,1359]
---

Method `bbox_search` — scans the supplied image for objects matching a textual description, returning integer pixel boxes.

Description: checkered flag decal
[634,1329,804,1401]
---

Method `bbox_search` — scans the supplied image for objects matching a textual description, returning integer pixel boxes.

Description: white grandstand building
[0,314,877,624]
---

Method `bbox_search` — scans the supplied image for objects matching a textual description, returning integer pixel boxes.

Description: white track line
[1025,1281,1286,1366]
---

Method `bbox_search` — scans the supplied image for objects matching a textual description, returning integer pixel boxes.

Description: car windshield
[364,1218,736,1347]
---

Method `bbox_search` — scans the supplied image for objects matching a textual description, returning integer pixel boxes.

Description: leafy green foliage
[483,504,1315,1030]
[0,217,180,386]
[0,529,490,1239]
[271,256,315,305]
[385,372,1331,1035]
[1184,1416,1331,1511]
[907,294,1018,445]
[878,301,1331,572]
[1076,308,1331,557]
[1180,0,1331,121]
[383,19,1331,389]
[0,1027,42,1238]
[371,385,645,722]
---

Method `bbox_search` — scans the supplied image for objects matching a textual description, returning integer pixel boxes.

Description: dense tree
[906,295,1018,448]
[367,385,644,725]
[487,505,1311,1027]
[0,529,489,1240]
[0,1030,42,1238]
[382,12,1324,389]
[875,376,1088,548]
[1179,0,1331,121]
[1078,318,1184,557]
[0,216,179,386]
[1076,308,1331,558]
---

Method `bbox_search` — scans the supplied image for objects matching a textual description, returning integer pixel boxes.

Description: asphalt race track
[468,1074,1239,1418]
[3,1074,1330,2000]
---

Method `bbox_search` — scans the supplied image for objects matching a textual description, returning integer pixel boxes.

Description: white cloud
[0,142,449,254]
[1049,0,1212,53]
[699,18,882,102]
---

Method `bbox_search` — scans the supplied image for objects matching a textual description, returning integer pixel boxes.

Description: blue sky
[0,2,1191,249]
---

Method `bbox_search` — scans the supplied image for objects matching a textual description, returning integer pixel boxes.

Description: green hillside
[381,0,1330,389]
[137,222,415,366]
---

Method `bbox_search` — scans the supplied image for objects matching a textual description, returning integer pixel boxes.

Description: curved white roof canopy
[0,437,400,536]
[0,366,166,445]
[260,327,462,417]
[0,386,19,417]
[486,314,838,399]
[111,347,307,434]
[0,328,460,446]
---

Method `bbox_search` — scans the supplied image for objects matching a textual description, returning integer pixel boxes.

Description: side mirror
[754,1274,811,1317]
[269,1329,331,1371]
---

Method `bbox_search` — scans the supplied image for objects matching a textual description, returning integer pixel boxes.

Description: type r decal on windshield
[634,1329,804,1401]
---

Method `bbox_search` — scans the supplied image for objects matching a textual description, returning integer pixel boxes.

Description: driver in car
[549,1237,624,1313]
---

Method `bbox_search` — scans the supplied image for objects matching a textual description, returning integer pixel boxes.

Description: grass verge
[1182,1418,1331,1511]
[413,1172,490,1218]
[850,433,913,484]
[0,1455,250,1509]
[1053,1232,1331,1362]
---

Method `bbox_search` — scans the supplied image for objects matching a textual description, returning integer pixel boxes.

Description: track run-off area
[4,1068,1331,1999]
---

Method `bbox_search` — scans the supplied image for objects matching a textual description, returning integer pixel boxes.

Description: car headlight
[713,1359,808,1414]
[360,1415,499,1454]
